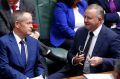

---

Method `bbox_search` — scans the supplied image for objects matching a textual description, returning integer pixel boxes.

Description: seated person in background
[114,60,120,79]
[48,4,120,79]
[50,0,87,50]
[0,0,37,36]
[0,0,65,65]
[88,0,120,34]
[0,10,46,79]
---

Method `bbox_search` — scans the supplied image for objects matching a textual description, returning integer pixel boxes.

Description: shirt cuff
[72,57,78,66]
[117,12,120,17]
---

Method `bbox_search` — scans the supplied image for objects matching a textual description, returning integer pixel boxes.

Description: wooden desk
[64,71,113,79]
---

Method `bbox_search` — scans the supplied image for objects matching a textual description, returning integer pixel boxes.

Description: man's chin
[27,32,32,36]
[85,26,90,30]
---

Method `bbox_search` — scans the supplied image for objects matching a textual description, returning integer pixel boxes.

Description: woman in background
[50,0,88,50]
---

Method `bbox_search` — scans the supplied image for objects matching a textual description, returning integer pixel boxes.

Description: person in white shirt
[48,4,120,79]
[0,10,46,79]
[50,0,88,50]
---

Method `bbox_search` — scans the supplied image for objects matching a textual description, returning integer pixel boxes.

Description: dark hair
[57,0,78,7]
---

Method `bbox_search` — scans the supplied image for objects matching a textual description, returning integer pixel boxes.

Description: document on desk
[83,74,114,79]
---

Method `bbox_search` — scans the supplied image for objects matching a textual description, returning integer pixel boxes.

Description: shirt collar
[13,31,25,44]
[16,0,20,9]
[92,24,103,37]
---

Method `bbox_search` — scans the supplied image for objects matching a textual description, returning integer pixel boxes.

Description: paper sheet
[83,74,114,79]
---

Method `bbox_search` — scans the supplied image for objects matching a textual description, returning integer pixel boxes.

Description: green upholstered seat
[35,0,68,74]
[46,47,68,64]
[46,47,68,74]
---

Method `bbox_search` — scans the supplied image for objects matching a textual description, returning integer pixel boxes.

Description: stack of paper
[84,74,114,79]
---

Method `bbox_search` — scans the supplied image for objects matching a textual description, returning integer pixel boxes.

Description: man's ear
[98,16,103,22]
[15,21,19,28]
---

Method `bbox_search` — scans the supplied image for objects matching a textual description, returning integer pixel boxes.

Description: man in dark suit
[48,4,120,79]
[0,10,47,79]
[88,0,120,32]
[0,0,66,65]
[0,0,37,36]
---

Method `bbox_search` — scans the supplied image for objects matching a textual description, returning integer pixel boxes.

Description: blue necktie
[20,40,26,67]
[109,0,116,13]
[83,32,94,73]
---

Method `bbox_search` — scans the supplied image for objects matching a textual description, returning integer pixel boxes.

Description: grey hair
[86,4,104,19]
[11,10,32,30]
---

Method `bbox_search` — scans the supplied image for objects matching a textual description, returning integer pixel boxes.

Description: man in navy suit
[0,10,46,79]
[0,0,65,65]
[48,4,120,79]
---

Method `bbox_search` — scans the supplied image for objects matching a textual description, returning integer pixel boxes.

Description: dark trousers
[48,64,83,79]
[60,39,73,50]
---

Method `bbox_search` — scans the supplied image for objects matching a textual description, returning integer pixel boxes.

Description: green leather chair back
[35,0,56,39]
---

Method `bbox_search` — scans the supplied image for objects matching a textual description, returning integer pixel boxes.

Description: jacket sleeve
[0,40,27,79]
[53,3,75,39]
[0,11,11,36]
[102,35,120,70]
[34,41,47,76]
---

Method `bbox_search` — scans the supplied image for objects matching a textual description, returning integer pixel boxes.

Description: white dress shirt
[9,0,20,13]
[13,32,44,79]
[73,7,84,32]
[83,24,103,73]
[13,31,28,62]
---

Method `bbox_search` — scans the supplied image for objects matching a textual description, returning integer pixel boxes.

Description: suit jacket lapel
[92,25,106,56]
[78,28,88,51]
[9,33,23,66]
[19,0,26,11]
[25,37,34,66]
[67,8,75,29]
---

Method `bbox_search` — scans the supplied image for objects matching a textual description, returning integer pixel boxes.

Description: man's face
[16,13,33,37]
[7,0,19,5]
[84,9,102,31]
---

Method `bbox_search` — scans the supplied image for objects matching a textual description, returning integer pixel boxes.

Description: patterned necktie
[109,0,116,13]
[11,4,17,12]
[83,32,94,73]
[84,32,94,57]
[19,40,26,67]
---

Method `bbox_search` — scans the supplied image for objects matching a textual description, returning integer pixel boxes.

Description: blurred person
[0,10,46,79]
[88,0,120,34]
[48,4,120,79]
[50,0,87,50]
[0,0,37,36]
